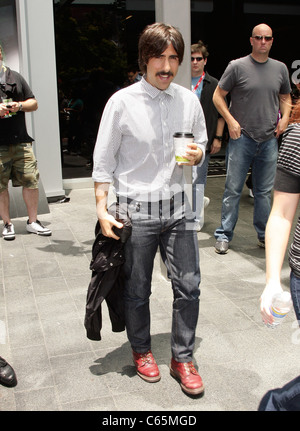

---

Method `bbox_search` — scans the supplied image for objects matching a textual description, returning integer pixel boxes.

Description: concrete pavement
[1,176,299,411]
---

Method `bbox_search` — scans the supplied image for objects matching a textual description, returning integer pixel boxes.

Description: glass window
[0,0,19,71]
[53,0,154,179]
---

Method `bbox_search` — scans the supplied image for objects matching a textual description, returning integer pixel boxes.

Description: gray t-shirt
[219,54,291,142]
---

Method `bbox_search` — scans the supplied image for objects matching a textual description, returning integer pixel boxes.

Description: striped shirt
[274,123,300,276]
[92,76,207,202]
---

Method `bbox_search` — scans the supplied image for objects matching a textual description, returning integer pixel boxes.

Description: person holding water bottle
[258,95,300,410]
[260,97,300,326]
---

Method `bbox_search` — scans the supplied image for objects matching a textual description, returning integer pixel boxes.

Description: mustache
[155,71,174,77]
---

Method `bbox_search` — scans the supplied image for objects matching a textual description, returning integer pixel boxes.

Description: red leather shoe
[132,350,161,383]
[170,358,204,395]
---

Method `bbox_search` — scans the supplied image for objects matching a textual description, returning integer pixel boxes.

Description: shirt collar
[141,75,175,99]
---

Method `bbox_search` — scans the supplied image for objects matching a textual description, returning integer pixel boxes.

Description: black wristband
[214,135,222,141]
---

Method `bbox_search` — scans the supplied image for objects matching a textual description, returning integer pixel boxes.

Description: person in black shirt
[191,40,225,231]
[0,45,51,241]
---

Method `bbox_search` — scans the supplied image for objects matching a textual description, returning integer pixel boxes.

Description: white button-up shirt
[92,77,207,201]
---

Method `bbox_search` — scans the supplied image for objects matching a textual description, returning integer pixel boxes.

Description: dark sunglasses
[253,35,273,41]
[191,56,204,62]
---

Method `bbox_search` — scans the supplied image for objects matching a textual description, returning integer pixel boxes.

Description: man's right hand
[94,182,123,240]
[260,280,283,326]
[0,103,9,117]
[99,212,123,240]
[228,118,242,140]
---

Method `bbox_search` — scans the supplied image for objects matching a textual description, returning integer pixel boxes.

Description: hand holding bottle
[260,280,283,326]
[260,281,292,327]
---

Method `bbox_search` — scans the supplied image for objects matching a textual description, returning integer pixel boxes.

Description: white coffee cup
[174,132,194,164]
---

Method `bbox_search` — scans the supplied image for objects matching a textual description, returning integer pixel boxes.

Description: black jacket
[200,71,222,152]
[84,202,131,341]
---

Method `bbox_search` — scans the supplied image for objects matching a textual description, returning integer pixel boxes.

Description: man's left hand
[180,143,203,166]
[275,117,289,138]
[210,138,222,155]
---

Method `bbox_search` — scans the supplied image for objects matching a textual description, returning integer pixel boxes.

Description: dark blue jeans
[214,134,278,242]
[258,375,300,411]
[122,197,201,362]
[290,270,300,322]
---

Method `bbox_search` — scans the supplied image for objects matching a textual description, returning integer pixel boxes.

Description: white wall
[0,1,19,71]
[155,0,191,89]
[16,0,65,198]
[155,0,192,198]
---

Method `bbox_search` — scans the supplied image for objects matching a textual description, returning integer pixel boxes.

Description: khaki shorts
[0,143,39,193]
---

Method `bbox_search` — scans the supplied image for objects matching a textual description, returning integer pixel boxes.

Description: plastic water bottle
[267,291,293,328]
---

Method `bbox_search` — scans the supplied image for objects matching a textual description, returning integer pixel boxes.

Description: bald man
[212,23,291,254]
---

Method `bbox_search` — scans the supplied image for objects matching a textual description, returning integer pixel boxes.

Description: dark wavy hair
[290,98,300,124]
[191,40,209,59]
[138,23,184,74]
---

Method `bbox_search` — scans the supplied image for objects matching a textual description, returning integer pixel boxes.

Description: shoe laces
[4,223,12,232]
[183,362,197,375]
[137,351,153,365]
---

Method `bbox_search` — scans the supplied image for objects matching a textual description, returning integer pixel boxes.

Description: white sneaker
[249,189,254,198]
[194,220,202,232]
[26,220,52,236]
[203,196,210,209]
[2,223,15,240]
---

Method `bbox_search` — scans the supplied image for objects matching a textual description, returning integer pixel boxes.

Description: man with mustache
[92,23,207,396]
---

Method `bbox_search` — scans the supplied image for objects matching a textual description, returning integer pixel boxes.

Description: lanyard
[192,72,205,93]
